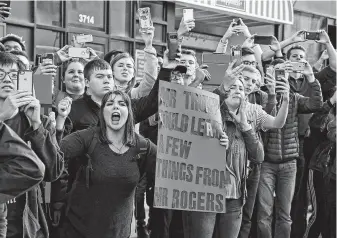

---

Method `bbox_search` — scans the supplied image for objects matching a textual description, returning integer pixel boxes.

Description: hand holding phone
[167,32,181,61]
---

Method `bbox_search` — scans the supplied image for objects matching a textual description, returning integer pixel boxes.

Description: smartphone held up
[183,9,194,21]
[138,7,152,30]
[167,32,180,60]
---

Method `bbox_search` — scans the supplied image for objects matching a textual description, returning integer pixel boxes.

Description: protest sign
[135,49,145,82]
[154,81,228,213]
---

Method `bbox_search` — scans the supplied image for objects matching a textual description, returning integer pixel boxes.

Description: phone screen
[254,36,273,45]
[17,70,33,94]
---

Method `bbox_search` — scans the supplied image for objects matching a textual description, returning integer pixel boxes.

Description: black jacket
[4,112,64,238]
[0,121,45,204]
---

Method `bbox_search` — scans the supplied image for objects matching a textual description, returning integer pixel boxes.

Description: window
[7,1,33,23]
[109,1,132,37]
[36,1,62,27]
[140,1,166,21]
[110,40,131,54]
[66,1,105,31]
[36,29,62,51]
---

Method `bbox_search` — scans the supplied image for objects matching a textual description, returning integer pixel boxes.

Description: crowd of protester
[0,4,336,238]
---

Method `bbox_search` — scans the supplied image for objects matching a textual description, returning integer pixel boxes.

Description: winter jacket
[306,101,334,172]
[0,121,45,203]
[264,79,323,163]
[4,112,64,238]
[0,121,46,238]
[214,89,264,211]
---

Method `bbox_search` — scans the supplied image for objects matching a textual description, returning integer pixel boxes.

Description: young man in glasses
[0,52,64,238]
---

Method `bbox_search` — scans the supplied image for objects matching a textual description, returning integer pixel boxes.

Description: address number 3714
[78,14,95,24]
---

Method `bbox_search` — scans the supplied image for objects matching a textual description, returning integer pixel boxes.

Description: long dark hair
[99,90,135,146]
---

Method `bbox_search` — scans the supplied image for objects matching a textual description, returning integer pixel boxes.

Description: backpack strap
[84,133,99,188]
[133,135,150,178]
[65,131,98,216]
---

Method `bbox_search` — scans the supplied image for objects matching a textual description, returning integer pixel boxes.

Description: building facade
[0,0,335,89]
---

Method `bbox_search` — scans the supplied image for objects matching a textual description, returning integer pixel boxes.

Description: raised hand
[0,91,33,121]
[289,30,306,43]
[228,97,251,131]
[269,36,281,52]
[242,35,256,48]
[264,72,276,95]
[222,21,241,40]
[225,60,245,80]
[55,45,72,63]
[300,60,315,80]
[57,96,72,118]
[140,26,155,47]
[316,30,331,44]
[0,2,11,21]
[23,97,42,130]
[34,62,58,77]
[162,49,181,69]
[86,47,99,61]
[319,49,329,61]
[234,18,251,38]
[177,17,195,38]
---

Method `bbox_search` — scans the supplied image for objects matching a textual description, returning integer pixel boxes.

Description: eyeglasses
[242,61,257,66]
[0,69,19,81]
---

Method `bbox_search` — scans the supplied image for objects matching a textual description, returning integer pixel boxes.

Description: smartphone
[35,54,42,67]
[230,45,242,61]
[254,36,274,45]
[76,34,93,44]
[265,64,274,74]
[291,62,305,72]
[17,70,33,94]
[183,9,194,21]
[138,7,152,29]
[202,53,231,85]
[274,69,285,79]
[304,31,320,40]
[232,18,241,26]
[167,32,180,61]
[41,53,54,65]
[34,75,53,105]
[0,0,11,18]
[68,47,90,59]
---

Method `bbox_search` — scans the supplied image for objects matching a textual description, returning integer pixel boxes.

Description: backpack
[65,131,149,215]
